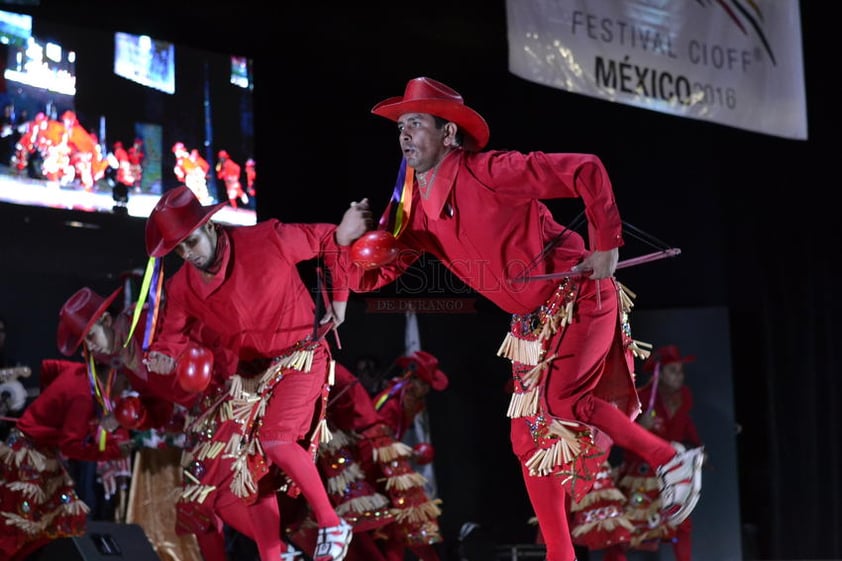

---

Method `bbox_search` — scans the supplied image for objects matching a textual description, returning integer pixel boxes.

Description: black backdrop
[1,1,839,559]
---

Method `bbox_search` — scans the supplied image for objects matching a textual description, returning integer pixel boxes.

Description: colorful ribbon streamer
[379,158,415,238]
[373,379,408,411]
[124,256,163,350]
[85,349,114,452]
[646,362,661,416]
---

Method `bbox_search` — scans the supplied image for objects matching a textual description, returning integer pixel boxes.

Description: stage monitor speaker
[28,521,161,561]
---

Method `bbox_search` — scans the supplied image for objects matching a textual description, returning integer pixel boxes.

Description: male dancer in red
[348,76,704,561]
[143,186,370,561]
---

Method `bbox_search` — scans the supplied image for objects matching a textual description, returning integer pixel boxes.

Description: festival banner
[506,0,807,140]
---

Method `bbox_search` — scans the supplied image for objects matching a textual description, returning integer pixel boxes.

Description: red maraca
[350,230,399,270]
[413,442,435,465]
[176,345,214,393]
[114,395,147,430]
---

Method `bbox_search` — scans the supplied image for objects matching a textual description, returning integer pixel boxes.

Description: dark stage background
[0,1,838,559]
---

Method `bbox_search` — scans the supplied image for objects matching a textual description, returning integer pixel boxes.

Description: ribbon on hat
[379,158,415,239]
[645,361,661,416]
[85,348,115,452]
[124,256,164,351]
[373,379,408,411]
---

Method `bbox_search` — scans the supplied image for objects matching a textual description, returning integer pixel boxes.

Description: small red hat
[396,350,449,391]
[56,286,122,357]
[372,77,490,152]
[218,149,229,159]
[643,344,696,372]
[145,185,226,257]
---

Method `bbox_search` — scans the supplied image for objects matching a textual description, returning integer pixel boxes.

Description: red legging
[518,455,575,561]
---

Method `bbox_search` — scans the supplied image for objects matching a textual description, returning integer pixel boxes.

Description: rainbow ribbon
[373,379,407,411]
[85,349,114,452]
[379,158,415,239]
[646,362,661,416]
[125,256,164,350]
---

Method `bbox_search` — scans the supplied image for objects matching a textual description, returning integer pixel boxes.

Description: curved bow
[512,217,681,283]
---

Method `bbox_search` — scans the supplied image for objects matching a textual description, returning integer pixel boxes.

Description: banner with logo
[506,0,807,140]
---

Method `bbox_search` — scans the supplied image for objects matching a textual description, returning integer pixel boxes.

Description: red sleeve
[18,364,128,461]
[469,151,623,251]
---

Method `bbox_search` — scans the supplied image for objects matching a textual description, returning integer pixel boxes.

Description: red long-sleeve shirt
[348,149,623,314]
[17,360,129,461]
[150,221,350,369]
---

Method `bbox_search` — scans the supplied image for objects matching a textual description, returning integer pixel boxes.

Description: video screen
[0,8,257,226]
[114,31,175,95]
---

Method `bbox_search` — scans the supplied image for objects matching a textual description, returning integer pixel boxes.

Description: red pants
[509,279,677,561]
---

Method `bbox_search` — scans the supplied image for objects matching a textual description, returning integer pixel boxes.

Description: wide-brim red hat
[643,344,696,372]
[57,286,123,357]
[145,185,226,257]
[372,77,490,152]
[396,350,449,391]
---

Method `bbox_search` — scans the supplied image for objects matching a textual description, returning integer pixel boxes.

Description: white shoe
[657,442,704,525]
[313,518,353,561]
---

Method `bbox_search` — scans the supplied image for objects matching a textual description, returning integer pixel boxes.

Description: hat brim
[428,369,449,391]
[643,353,696,373]
[146,201,227,258]
[57,286,123,357]
[372,97,490,152]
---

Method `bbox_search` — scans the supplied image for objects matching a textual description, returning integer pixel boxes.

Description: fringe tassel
[384,472,428,491]
[316,418,333,445]
[321,430,352,452]
[392,498,443,523]
[274,349,315,372]
[617,282,637,310]
[506,385,539,418]
[13,446,50,471]
[230,453,257,499]
[6,481,46,502]
[336,492,391,517]
[373,440,414,463]
[194,440,226,461]
[497,333,542,366]
[181,483,216,504]
[521,354,557,388]
[569,488,628,511]
[327,463,366,495]
[524,419,583,476]
[229,375,244,400]
[629,339,652,360]
[1,498,90,536]
[618,474,661,493]
[571,515,635,538]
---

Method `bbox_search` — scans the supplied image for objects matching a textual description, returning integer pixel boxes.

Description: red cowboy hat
[371,76,490,152]
[396,350,449,391]
[145,185,226,257]
[643,344,696,372]
[56,286,123,357]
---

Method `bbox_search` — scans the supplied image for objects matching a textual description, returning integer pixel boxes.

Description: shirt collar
[418,149,460,220]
